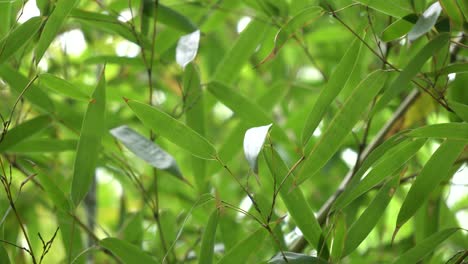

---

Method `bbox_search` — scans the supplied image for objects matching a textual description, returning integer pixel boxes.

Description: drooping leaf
[333,138,426,211]
[0,115,51,152]
[198,209,219,264]
[100,237,158,264]
[449,101,468,122]
[372,33,450,114]
[343,173,399,256]
[381,14,418,42]
[243,124,272,174]
[268,252,328,264]
[126,99,217,160]
[0,17,44,64]
[35,0,80,62]
[396,140,465,229]
[71,69,106,206]
[301,36,363,146]
[216,228,267,264]
[176,30,200,68]
[264,148,326,252]
[38,73,89,100]
[354,0,412,17]
[404,123,468,140]
[7,139,77,153]
[0,65,54,113]
[392,228,459,264]
[157,4,198,33]
[110,125,185,181]
[408,2,443,41]
[297,70,388,184]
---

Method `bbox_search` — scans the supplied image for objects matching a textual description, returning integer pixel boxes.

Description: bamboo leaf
[381,14,418,42]
[404,123,468,140]
[110,125,185,181]
[372,33,450,114]
[244,124,272,174]
[392,228,459,264]
[0,2,12,38]
[408,2,443,41]
[354,0,412,17]
[396,140,465,229]
[333,138,426,211]
[0,115,52,152]
[449,101,468,122]
[297,70,388,184]
[126,100,217,160]
[301,36,363,146]
[35,0,80,62]
[264,148,326,251]
[268,252,328,263]
[71,70,106,206]
[440,0,465,30]
[7,139,77,153]
[38,73,90,101]
[216,228,267,264]
[198,209,219,264]
[0,245,10,264]
[0,17,44,64]
[343,173,399,256]
[100,238,158,264]
[157,4,198,33]
[432,63,468,75]
[176,30,200,68]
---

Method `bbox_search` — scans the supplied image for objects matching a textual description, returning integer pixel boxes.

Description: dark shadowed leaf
[0,245,10,264]
[100,237,158,264]
[176,30,200,68]
[243,123,272,174]
[268,252,328,264]
[449,101,468,122]
[157,4,198,33]
[198,209,219,264]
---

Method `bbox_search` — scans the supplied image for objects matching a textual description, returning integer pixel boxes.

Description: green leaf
[396,140,465,228]
[110,125,185,181]
[217,228,267,264]
[268,252,328,264]
[264,148,326,251]
[440,0,465,30]
[404,123,468,140]
[126,99,217,160]
[301,36,363,146]
[0,244,10,264]
[212,19,268,84]
[38,73,89,101]
[0,17,44,64]
[372,33,450,114]
[100,237,158,264]
[381,14,418,42]
[35,0,80,62]
[343,173,399,256]
[0,65,54,112]
[0,115,51,152]
[0,2,12,38]
[7,139,77,153]
[432,63,468,75]
[71,70,106,206]
[198,209,219,264]
[333,138,426,211]
[449,101,468,122]
[176,30,200,68]
[244,124,272,174]
[157,4,198,33]
[392,228,459,264]
[84,56,145,67]
[297,70,388,184]
[354,0,412,17]
[408,2,442,41]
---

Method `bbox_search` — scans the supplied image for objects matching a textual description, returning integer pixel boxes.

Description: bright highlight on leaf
[176,30,200,68]
[407,2,442,41]
[243,123,272,174]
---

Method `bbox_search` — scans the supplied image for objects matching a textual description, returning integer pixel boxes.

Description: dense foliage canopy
[0,0,467,263]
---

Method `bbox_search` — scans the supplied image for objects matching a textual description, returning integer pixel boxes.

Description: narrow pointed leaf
[0,2,12,38]
[35,0,80,62]
[157,4,197,33]
[198,209,219,264]
[381,14,418,42]
[396,140,465,228]
[264,149,326,251]
[0,245,10,264]
[408,2,443,41]
[126,100,216,159]
[449,101,468,122]
[71,70,106,206]
[343,174,400,256]
[355,0,411,17]
[302,36,363,146]
[0,17,43,64]
[243,124,272,174]
[0,65,54,112]
[440,0,465,30]
[433,63,468,75]
[298,70,388,184]
[268,252,328,264]
[38,73,89,100]
[405,123,468,140]
[333,138,426,211]
[372,33,450,114]
[217,228,267,264]
[176,30,200,68]
[392,228,459,264]
[100,238,158,264]
[0,115,51,151]
[7,139,77,153]
[110,125,184,180]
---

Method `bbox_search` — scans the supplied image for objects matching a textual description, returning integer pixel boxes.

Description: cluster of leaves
[0,0,467,263]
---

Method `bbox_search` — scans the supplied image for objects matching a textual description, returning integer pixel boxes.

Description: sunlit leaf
[404,123,468,140]
[381,14,417,42]
[100,237,158,264]
[268,252,328,264]
[198,209,219,264]
[38,73,90,100]
[217,228,267,264]
[440,0,465,30]
[158,4,198,33]
[355,0,412,17]
[7,139,76,153]
[407,2,443,41]
[0,115,51,152]
[243,123,272,174]
[176,30,200,68]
